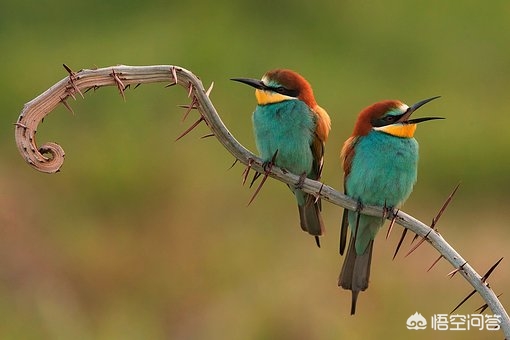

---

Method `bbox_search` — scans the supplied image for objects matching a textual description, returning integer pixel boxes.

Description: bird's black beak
[399,96,444,124]
[231,77,268,91]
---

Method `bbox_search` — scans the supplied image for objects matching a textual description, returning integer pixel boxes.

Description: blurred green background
[1,0,509,339]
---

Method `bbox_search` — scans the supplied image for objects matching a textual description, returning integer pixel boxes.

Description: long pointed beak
[400,96,444,124]
[231,77,267,90]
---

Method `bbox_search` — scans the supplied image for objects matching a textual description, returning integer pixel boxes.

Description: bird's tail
[296,191,324,245]
[338,237,374,315]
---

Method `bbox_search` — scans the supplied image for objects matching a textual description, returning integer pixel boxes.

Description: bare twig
[13,65,510,337]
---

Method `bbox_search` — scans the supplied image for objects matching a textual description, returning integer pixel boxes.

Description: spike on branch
[242,158,255,185]
[427,254,443,272]
[171,66,178,85]
[392,227,408,260]
[432,183,461,229]
[404,230,432,258]
[205,82,214,97]
[60,97,75,115]
[247,150,278,206]
[447,262,466,278]
[386,209,399,239]
[450,258,503,314]
[110,69,126,101]
[405,183,461,257]
[180,96,199,121]
[175,116,204,141]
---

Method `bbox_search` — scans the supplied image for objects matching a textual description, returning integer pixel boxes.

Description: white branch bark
[14,65,510,336]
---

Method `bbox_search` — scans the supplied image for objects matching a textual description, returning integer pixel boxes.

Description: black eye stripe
[371,114,404,127]
[271,86,299,98]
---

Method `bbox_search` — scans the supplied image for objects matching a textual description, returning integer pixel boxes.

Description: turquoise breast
[252,99,316,176]
[346,130,419,208]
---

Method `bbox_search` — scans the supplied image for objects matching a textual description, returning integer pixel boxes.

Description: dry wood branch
[14,64,510,336]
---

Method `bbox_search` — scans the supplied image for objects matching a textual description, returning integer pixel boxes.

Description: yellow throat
[375,123,417,138]
[255,89,294,105]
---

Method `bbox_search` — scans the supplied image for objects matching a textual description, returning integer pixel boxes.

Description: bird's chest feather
[252,100,315,174]
[346,131,419,207]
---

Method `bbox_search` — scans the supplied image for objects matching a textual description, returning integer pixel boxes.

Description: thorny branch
[14,64,510,337]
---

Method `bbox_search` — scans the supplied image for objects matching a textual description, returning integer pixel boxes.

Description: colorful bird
[339,96,442,314]
[232,69,331,246]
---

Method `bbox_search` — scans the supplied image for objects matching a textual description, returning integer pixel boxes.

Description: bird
[231,69,331,247]
[338,96,442,314]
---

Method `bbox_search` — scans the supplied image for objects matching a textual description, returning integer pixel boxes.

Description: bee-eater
[232,69,331,246]
[339,96,442,314]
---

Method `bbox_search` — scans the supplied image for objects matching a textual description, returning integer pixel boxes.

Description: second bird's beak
[400,96,444,124]
[231,77,268,91]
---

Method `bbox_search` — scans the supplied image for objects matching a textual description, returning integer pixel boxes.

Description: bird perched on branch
[339,96,442,314]
[232,69,331,247]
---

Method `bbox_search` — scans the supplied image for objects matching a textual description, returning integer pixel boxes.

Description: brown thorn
[392,228,408,260]
[60,97,75,115]
[175,116,204,141]
[404,232,430,258]
[447,262,466,278]
[447,267,461,279]
[13,122,28,130]
[187,82,194,98]
[431,182,461,229]
[63,63,74,75]
[171,66,178,85]
[206,82,214,97]
[314,183,324,204]
[228,159,239,170]
[451,259,504,315]
[247,170,269,206]
[410,233,420,245]
[427,254,443,272]
[249,172,261,188]
[134,83,142,89]
[67,90,76,100]
[182,96,199,122]
[481,257,504,282]
[177,104,199,109]
[386,209,399,239]
[165,82,177,88]
[63,64,84,99]
[84,85,100,94]
[450,289,476,314]
[110,69,126,101]
[247,151,278,206]
[242,158,254,185]
[200,133,215,139]
[69,78,84,99]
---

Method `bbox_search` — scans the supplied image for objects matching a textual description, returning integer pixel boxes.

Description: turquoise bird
[232,69,331,246]
[339,96,442,314]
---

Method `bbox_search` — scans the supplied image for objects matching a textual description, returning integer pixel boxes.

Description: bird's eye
[384,116,396,122]
[275,87,287,94]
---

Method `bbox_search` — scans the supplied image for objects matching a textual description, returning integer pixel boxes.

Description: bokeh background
[1,1,509,339]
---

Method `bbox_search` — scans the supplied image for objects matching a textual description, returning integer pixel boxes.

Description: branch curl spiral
[14,65,510,337]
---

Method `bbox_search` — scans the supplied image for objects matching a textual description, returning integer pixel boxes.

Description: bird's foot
[295,172,307,189]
